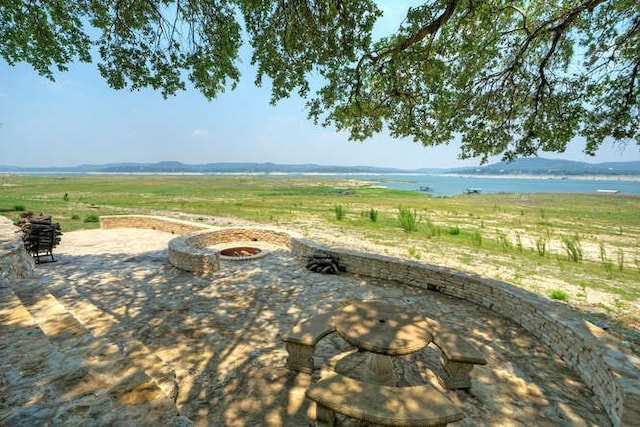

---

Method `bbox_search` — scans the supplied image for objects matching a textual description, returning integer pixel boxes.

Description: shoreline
[440,173,640,182]
[3,170,640,182]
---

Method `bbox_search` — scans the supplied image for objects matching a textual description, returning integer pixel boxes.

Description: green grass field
[2,174,639,350]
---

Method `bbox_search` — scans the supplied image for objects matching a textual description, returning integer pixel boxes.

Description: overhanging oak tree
[1,0,638,162]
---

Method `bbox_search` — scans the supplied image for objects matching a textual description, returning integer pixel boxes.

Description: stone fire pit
[167,228,291,274]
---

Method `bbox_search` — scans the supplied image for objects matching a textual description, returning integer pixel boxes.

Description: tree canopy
[2,0,638,162]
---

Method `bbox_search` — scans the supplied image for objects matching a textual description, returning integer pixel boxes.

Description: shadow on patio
[1,228,610,426]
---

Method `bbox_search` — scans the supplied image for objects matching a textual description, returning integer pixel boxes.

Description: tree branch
[352,0,459,106]
[624,61,639,110]
[371,0,458,63]
[505,5,531,35]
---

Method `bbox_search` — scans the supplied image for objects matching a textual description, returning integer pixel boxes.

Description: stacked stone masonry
[0,216,36,281]
[167,227,296,274]
[99,215,209,235]
[1,215,636,425]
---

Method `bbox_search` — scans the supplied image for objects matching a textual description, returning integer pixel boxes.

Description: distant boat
[596,189,620,194]
[465,187,482,194]
[418,186,433,192]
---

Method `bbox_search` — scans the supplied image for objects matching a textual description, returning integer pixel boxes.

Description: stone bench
[306,373,465,426]
[430,324,487,390]
[282,312,336,374]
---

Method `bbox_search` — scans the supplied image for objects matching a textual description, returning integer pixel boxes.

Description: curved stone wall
[100,215,210,235]
[0,216,35,281]
[98,215,639,426]
[168,232,220,274]
[168,227,296,274]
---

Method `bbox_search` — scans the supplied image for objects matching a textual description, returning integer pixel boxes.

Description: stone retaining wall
[186,227,294,248]
[98,215,639,426]
[0,216,35,281]
[100,215,209,235]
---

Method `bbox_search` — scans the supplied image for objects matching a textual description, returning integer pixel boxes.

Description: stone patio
[0,226,614,425]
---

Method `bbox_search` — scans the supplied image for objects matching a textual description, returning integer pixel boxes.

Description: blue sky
[1,2,638,169]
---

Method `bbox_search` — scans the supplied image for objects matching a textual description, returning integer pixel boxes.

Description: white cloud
[191,128,209,137]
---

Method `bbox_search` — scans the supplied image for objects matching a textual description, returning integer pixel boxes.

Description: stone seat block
[429,323,487,390]
[306,373,465,426]
[283,312,336,373]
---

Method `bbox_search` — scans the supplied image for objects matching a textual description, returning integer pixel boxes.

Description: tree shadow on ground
[1,229,613,426]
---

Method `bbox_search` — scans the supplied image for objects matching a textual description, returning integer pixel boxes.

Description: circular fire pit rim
[168,227,294,273]
[218,245,268,261]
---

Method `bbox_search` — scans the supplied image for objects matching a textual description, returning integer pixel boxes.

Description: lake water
[279,173,640,196]
[14,171,640,196]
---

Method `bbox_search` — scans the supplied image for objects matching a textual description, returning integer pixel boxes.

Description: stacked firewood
[14,212,63,260]
[305,253,345,274]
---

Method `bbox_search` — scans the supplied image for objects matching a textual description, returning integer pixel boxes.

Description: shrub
[84,213,99,223]
[599,242,614,277]
[496,231,511,251]
[63,192,69,201]
[397,207,419,233]
[424,218,440,236]
[549,289,569,302]
[535,237,547,257]
[561,235,582,262]
[14,204,25,211]
[515,234,523,252]
[603,261,614,279]
[407,247,421,259]
[334,205,345,220]
[368,208,378,222]
[71,214,80,220]
[447,225,460,235]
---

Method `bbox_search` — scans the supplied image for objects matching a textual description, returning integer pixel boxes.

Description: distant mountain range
[1,158,639,176]
[0,161,421,174]
[448,158,640,176]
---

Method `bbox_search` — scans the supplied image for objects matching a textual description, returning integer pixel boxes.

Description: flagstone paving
[1,227,611,426]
